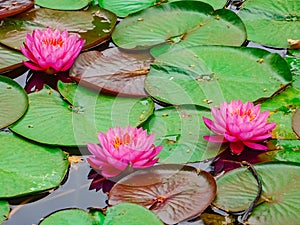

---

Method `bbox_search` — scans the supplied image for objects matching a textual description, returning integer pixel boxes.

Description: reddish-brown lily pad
[0,6,117,50]
[70,48,152,97]
[108,164,216,224]
[292,108,300,138]
[0,0,34,20]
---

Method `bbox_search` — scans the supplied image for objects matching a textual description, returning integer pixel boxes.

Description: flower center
[231,109,256,121]
[113,133,132,149]
[43,38,64,47]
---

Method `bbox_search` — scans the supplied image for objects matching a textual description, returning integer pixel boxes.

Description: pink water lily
[203,100,276,155]
[87,126,163,178]
[20,28,85,74]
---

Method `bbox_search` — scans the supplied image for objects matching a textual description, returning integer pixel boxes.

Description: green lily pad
[261,86,300,139]
[0,75,28,129]
[238,0,300,48]
[112,1,246,50]
[99,0,227,18]
[145,45,292,107]
[0,45,27,74]
[35,0,89,10]
[39,209,96,225]
[0,132,68,198]
[143,105,225,163]
[0,201,9,225]
[285,52,300,89]
[69,48,152,97]
[10,82,154,146]
[0,6,117,50]
[109,164,216,224]
[270,140,300,163]
[213,162,300,225]
[104,203,164,225]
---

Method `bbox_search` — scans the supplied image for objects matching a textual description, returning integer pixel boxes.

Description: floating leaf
[109,164,216,224]
[238,0,300,48]
[0,45,27,74]
[0,75,28,129]
[112,1,246,50]
[0,6,117,50]
[35,0,89,10]
[292,108,300,138]
[267,140,300,163]
[10,82,154,146]
[261,86,300,139]
[39,209,96,225]
[0,132,68,198]
[145,45,292,107]
[0,0,34,20]
[103,203,164,225]
[143,105,225,163]
[70,48,152,97]
[99,0,227,18]
[0,201,9,225]
[213,162,300,225]
[285,52,300,89]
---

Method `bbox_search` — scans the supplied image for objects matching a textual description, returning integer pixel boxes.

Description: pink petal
[243,141,268,150]
[23,61,44,71]
[224,133,238,142]
[203,117,225,134]
[230,141,245,155]
[202,117,214,130]
[132,158,159,168]
[101,166,123,178]
[249,133,272,141]
[203,135,227,143]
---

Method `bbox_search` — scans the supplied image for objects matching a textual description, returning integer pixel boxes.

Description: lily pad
[238,0,300,48]
[261,86,300,139]
[0,45,27,74]
[69,48,152,97]
[0,75,28,129]
[213,162,300,225]
[0,132,69,198]
[0,0,34,20]
[143,105,225,163]
[112,1,246,50]
[0,6,117,50]
[99,0,227,18]
[0,201,9,225]
[104,203,164,225]
[35,0,89,10]
[39,209,96,225]
[269,140,300,163]
[10,82,154,146]
[285,53,300,89]
[292,108,300,138]
[145,45,292,107]
[109,164,216,224]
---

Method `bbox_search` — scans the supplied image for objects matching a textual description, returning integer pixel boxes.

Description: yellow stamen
[113,133,132,149]
[231,109,256,121]
[43,38,64,47]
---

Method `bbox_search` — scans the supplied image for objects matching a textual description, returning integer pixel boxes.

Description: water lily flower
[203,100,276,155]
[87,126,163,178]
[20,28,85,74]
